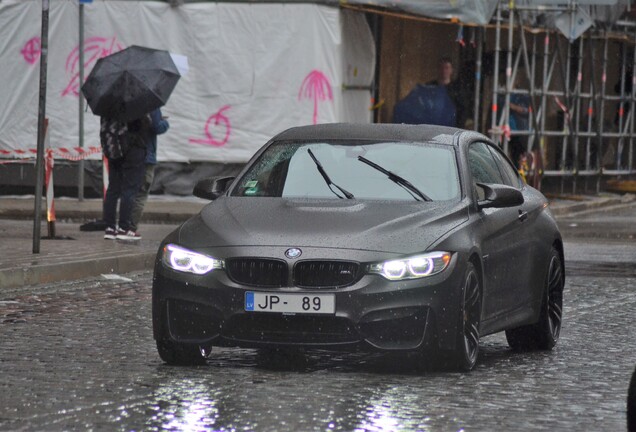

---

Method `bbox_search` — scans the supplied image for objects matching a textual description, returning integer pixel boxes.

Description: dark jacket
[145,109,170,165]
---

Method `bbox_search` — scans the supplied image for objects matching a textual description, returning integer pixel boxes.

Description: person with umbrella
[101,116,148,240]
[81,45,182,240]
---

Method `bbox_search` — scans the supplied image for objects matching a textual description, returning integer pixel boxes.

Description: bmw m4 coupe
[152,123,564,371]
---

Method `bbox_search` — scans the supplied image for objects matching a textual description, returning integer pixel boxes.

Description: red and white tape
[0,146,101,164]
[1,121,109,220]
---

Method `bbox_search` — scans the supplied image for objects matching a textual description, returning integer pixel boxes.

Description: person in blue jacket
[130,108,169,238]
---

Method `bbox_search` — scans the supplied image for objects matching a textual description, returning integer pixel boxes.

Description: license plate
[245,292,335,314]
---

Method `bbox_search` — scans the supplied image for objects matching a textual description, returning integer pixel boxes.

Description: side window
[468,142,504,185]
[487,145,523,188]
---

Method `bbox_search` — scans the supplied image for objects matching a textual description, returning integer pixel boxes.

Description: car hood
[177,197,469,254]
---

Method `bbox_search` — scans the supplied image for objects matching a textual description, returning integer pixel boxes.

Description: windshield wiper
[357,155,432,202]
[307,149,355,199]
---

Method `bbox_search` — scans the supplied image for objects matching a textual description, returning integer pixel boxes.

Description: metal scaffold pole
[473,27,483,131]
[630,29,636,173]
[504,0,515,157]
[539,32,550,178]
[491,2,502,143]
[573,36,585,194]
[597,33,609,193]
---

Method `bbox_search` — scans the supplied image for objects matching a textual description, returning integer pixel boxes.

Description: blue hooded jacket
[146,109,169,165]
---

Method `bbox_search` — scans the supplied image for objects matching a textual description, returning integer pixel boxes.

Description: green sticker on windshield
[245,180,258,188]
[245,188,258,195]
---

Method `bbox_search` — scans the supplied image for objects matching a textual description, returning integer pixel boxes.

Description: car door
[486,144,540,310]
[467,142,531,322]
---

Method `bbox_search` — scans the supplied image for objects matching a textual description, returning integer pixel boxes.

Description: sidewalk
[0,196,207,291]
[0,193,633,291]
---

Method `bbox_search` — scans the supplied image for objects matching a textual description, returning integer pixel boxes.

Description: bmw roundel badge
[285,248,302,259]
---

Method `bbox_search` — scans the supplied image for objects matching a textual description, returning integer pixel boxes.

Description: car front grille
[225,258,361,289]
[294,260,360,288]
[225,258,288,287]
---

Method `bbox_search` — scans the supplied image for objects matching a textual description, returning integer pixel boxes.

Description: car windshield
[231,140,460,201]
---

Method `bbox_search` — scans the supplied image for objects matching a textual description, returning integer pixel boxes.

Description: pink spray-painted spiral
[189,105,232,147]
[62,36,123,97]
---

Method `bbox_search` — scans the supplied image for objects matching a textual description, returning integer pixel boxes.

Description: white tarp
[0,0,375,163]
[345,0,499,25]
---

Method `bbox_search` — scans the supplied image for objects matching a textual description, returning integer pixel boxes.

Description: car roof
[273,123,476,145]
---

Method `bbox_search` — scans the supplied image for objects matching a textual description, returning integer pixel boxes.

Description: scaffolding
[487,1,636,193]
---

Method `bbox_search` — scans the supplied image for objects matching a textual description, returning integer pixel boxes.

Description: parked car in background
[152,123,564,372]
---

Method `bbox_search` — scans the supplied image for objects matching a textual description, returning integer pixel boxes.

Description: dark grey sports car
[152,123,564,371]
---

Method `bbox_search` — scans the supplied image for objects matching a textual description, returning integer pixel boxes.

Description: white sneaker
[116,229,142,241]
[104,227,117,240]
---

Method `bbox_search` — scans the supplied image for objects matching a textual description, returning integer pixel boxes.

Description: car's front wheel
[156,340,208,366]
[446,262,481,372]
[506,247,564,351]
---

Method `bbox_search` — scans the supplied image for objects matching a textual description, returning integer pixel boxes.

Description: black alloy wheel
[506,247,564,351]
[448,262,481,372]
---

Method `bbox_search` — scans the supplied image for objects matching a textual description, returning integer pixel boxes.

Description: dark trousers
[103,146,146,231]
[130,164,155,231]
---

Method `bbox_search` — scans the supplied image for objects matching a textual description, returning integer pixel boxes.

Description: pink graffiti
[62,36,124,97]
[21,37,41,65]
[189,106,232,147]
[298,70,333,125]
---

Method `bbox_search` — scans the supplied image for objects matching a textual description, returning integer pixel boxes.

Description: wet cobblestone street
[1,251,634,431]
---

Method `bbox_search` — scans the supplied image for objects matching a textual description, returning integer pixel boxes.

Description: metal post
[630,29,636,173]
[33,0,49,254]
[573,37,585,193]
[517,15,541,155]
[473,27,483,131]
[584,35,596,181]
[616,40,628,170]
[504,1,515,156]
[491,2,502,143]
[559,36,573,193]
[78,2,85,200]
[539,32,550,176]
[597,33,609,193]
[529,33,537,154]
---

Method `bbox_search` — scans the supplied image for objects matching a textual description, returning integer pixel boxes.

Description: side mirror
[193,176,235,200]
[476,183,524,209]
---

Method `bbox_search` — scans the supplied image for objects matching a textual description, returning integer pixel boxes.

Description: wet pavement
[0,264,633,431]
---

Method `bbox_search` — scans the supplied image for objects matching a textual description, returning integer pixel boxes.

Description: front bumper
[152,246,466,352]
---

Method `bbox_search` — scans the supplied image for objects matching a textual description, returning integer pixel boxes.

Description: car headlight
[162,244,224,275]
[369,252,452,280]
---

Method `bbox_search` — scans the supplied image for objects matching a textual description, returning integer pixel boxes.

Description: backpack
[100,117,130,160]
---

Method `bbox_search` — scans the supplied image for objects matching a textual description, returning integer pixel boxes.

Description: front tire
[446,262,481,372]
[506,247,564,351]
[156,340,208,366]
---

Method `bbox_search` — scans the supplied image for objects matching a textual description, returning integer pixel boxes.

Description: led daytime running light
[163,244,223,275]
[370,252,451,280]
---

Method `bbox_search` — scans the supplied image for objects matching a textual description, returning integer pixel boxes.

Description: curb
[0,251,156,290]
[549,197,625,217]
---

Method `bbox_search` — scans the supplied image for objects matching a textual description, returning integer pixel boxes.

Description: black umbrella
[81,45,180,122]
